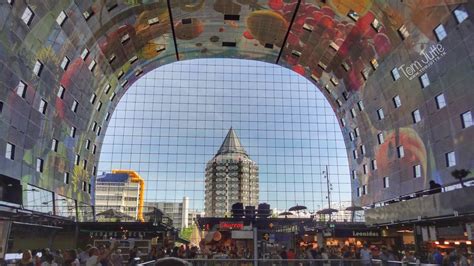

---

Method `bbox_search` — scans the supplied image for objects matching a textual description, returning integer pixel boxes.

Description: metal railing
[139,258,440,266]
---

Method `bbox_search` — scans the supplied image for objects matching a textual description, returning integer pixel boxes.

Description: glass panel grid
[98,59,351,219]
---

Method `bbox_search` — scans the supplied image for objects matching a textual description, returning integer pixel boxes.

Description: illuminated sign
[219,221,244,230]
[334,229,380,238]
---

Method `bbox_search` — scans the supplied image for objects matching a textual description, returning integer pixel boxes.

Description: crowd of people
[8,243,474,266]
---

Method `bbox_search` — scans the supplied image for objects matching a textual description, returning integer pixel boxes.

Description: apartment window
[33,60,43,76]
[0,102,3,113]
[148,17,160,25]
[108,54,116,63]
[353,150,358,159]
[70,126,76,138]
[104,84,111,94]
[92,144,97,155]
[357,101,364,111]
[85,139,91,150]
[97,126,102,136]
[36,158,44,173]
[64,172,70,184]
[71,100,78,113]
[435,93,446,109]
[454,6,469,24]
[117,70,124,79]
[354,127,360,137]
[83,8,93,20]
[363,164,368,174]
[336,99,342,107]
[21,6,34,25]
[56,11,67,26]
[82,181,87,192]
[349,132,355,141]
[357,187,362,197]
[413,164,422,178]
[105,112,111,121]
[342,91,348,100]
[110,93,116,101]
[129,55,138,64]
[90,94,97,104]
[80,48,89,60]
[445,151,456,167]
[398,24,410,40]
[391,68,401,80]
[88,60,96,71]
[96,101,103,111]
[360,145,366,155]
[93,165,97,175]
[57,85,65,99]
[393,95,401,108]
[88,183,92,194]
[377,108,385,120]
[420,73,430,88]
[362,185,368,195]
[75,154,80,165]
[340,118,346,127]
[350,108,357,118]
[39,99,47,114]
[412,109,421,123]
[121,34,130,44]
[397,145,405,158]
[120,80,128,87]
[377,132,384,144]
[92,122,98,132]
[5,143,15,160]
[17,81,27,98]
[60,56,70,70]
[461,111,472,128]
[371,159,377,170]
[383,177,390,188]
[352,170,357,180]
[83,159,87,170]
[51,139,58,152]
[434,24,447,41]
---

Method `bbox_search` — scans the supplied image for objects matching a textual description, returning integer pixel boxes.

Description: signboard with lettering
[334,228,380,238]
[219,221,244,230]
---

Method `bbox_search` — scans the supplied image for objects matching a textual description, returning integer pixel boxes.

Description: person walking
[360,245,372,266]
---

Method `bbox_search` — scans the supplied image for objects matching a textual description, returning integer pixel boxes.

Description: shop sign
[219,221,244,230]
[231,230,253,239]
[334,228,380,238]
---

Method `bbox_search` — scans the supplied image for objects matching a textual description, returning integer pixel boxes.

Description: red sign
[219,221,244,230]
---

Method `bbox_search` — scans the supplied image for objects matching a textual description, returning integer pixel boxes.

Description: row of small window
[17,81,104,110]
[16,0,123,26]
[348,110,472,144]
[353,164,423,181]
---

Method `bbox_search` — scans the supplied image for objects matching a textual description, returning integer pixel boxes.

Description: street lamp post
[322,165,332,221]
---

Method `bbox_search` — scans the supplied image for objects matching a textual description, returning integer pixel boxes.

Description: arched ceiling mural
[0,0,473,216]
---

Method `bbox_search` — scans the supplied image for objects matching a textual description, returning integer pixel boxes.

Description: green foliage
[179,227,193,241]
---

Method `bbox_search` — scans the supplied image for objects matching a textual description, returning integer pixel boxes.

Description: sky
[98,58,351,215]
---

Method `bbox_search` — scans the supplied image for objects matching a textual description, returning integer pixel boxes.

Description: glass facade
[98,59,351,218]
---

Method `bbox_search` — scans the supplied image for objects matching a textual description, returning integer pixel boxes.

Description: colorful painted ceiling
[0,0,473,208]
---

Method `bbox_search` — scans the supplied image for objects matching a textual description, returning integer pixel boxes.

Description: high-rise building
[95,172,142,221]
[144,197,198,229]
[205,128,259,217]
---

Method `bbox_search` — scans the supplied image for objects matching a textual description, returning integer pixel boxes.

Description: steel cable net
[98,58,357,225]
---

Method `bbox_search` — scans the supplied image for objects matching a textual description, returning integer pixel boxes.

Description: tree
[179,227,193,241]
[451,169,471,187]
